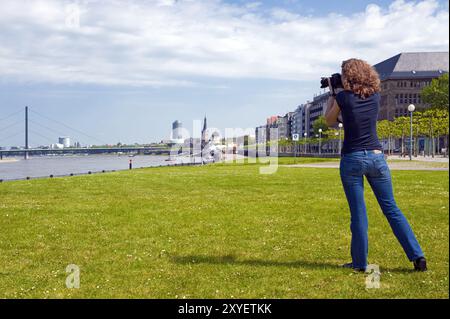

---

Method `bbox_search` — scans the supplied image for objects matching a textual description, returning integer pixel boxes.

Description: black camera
[320,73,343,96]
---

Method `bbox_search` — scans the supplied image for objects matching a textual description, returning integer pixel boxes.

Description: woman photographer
[324,58,427,272]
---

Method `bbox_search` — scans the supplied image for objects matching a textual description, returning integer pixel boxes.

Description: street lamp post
[408,104,415,161]
[303,132,307,154]
[315,134,319,154]
[318,128,322,155]
[338,123,343,154]
[334,132,339,154]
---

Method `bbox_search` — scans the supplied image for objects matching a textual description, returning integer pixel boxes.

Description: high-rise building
[277,112,294,140]
[374,52,449,120]
[170,120,185,144]
[58,137,71,148]
[255,125,267,145]
[172,120,182,138]
[308,92,330,135]
[291,105,302,137]
[266,116,277,126]
[291,102,312,138]
[302,102,312,137]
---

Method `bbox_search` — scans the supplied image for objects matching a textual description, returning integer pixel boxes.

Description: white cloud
[0,0,448,87]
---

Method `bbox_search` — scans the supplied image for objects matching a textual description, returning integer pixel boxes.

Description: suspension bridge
[0,107,170,160]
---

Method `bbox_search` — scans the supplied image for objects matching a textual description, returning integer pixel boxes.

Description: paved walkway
[0,159,18,164]
[386,155,449,163]
[283,160,449,171]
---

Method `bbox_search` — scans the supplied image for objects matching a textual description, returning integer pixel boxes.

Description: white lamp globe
[408,104,416,112]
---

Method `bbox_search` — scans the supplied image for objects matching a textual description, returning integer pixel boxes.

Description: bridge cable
[29,119,88,146]
[0,130,23,144]
[0,119,23,133]
[29,109,108,145]
[29,129,59,145]
[0,109,23,123]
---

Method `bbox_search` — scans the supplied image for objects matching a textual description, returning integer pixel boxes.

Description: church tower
[201,115,208,148]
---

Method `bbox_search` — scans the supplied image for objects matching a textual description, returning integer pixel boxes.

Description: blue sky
[227,0,407,15]
[0,0,449,146]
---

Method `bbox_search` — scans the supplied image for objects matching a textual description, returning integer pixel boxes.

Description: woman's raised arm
[324,96,340,127]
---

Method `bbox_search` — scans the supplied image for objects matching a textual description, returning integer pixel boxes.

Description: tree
[422,73,449,110]
[390,109,450,157]
[377,120,397,155]
[377,120,391,154]
[308,116,329,154]
[278,137,293,153]
[411,112,423,157]
[323,127,341,153]
[416,111,430,156]
[433,109,449,156]
[420,109,441,157]
[312,116,329,135]
[393,116,410,156]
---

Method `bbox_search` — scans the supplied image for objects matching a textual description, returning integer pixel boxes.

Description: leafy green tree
[433,109,449,156]
[393,116,410,156]
[411,112,423,157]
[311,116,330,154]
[377,120,388,141]
[389,109,449,157]
[312,116,329,135]
[377,120,393,155]
[420,109,441,157]
[440,110,449,157]
[416,111,430,156]
[422,73,449,110]
[324,127,341,153]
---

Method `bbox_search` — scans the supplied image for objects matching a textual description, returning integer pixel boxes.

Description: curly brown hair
[341,58,381,99]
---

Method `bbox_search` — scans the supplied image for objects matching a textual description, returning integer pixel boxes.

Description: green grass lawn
[0,158,448,298]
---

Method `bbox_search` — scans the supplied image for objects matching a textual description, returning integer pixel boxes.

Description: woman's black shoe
[413,257,427,272]
[342,262,366,272]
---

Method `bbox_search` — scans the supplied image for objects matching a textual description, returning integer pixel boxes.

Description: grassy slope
[0,158,448,298]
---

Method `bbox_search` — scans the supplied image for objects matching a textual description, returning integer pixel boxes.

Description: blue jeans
[339,149,424,269]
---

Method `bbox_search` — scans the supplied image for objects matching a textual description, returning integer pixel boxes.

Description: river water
[0,154,196,181]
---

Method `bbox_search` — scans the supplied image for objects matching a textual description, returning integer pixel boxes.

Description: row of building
[256,52,449,143]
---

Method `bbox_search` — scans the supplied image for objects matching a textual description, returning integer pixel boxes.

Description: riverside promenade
[0,159,18,164]
[283,156,449,171]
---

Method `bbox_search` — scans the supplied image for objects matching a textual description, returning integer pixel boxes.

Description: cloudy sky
[0,0,449,146]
